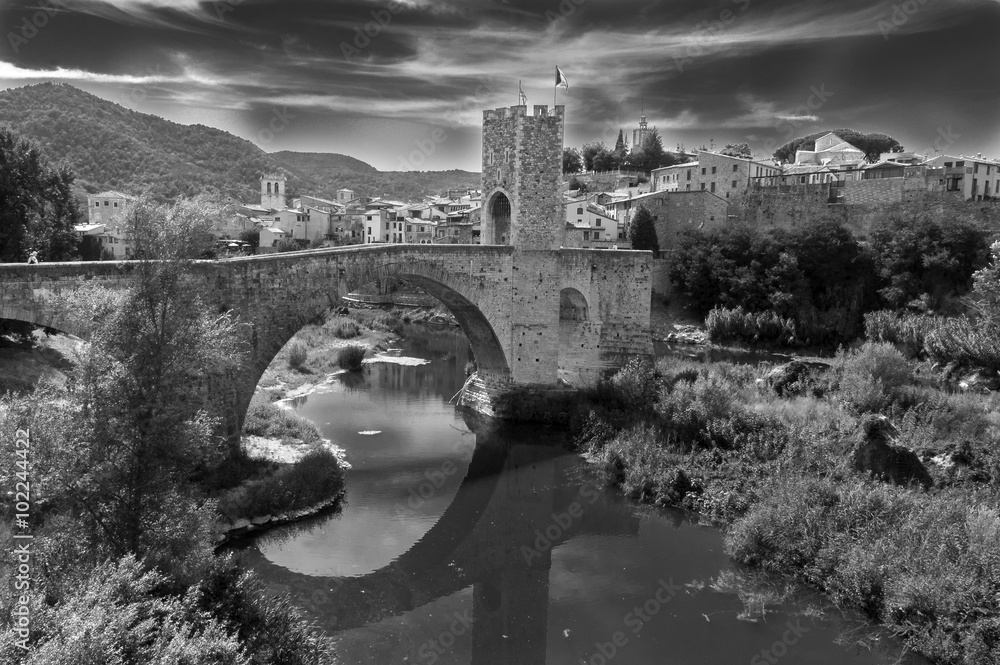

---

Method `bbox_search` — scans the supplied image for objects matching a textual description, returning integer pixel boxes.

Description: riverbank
[570,346,1000,664]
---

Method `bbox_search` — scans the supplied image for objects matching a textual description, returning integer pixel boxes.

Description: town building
[260,174,286,210]
[87,191,135,225]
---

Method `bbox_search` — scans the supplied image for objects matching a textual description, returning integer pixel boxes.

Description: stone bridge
[0,243,652,440]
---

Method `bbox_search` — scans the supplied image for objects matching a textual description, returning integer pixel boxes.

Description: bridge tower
[481,105,565,249]
[260,173,286,211]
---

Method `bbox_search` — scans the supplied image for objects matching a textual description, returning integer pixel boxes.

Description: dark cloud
[1,0,999,169]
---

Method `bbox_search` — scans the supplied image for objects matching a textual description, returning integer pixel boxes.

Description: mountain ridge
[0,83,480,204]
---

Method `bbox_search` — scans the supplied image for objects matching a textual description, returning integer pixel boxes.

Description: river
[232,323,927,665]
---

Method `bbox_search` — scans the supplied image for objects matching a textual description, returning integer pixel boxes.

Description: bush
[287,342,308,370]
[217,448,344,521]
[369,310,404,335]
[325,316,360,339]
[606,358,657,411]
[925,316,1000,373]
[337,344,367,371]
[864,310,944,359]
[706,307,797,346]
[242,397,321,445]
[832,342,913,413]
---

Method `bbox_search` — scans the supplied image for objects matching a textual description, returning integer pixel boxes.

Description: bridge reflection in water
[236,420,639,664]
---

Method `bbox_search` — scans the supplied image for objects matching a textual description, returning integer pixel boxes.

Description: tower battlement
[481,105,565,249]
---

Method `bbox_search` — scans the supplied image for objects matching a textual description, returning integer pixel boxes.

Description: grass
[574,348,1000,664]
[337,344,366,371]
[242,395,322,445]
[706,306,798,347]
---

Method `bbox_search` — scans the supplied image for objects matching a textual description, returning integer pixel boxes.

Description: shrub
[287,342,308,370]
[217,447,344,521]
[925,316,1000,373]
[242,397,321,445]
[337,344,366,371]
[325,316,360,339]
[606,357,657,411]
[706,307,797,346]
[370,310,404,335]
[832,342,913,413]
[864,310,944,359]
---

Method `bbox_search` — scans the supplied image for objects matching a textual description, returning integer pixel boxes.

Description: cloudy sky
[1,0,999,171]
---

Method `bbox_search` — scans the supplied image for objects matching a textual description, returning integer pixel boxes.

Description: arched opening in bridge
[557,288,594,387]
[489,192,511,245]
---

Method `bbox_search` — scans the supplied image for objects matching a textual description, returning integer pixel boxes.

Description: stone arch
[559,287,588,322]
[234,255,512,438]
[486,191,512,245]
[267,182,272,195]
[557,287,597,387]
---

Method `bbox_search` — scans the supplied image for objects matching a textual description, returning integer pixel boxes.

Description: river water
[233,324,926,665]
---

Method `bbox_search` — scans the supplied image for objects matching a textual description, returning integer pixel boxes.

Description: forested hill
[0,83,479,203]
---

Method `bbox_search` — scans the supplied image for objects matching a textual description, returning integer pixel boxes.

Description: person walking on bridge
[26,251,39,264]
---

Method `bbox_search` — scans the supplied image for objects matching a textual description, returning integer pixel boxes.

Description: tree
[591,148,621,172]
[563,147,582,174]
[629,205,659,257]
[721,142,752,159]
[56,196,244,561]
[614,130,627,157]
[581,142,605,172]
[624,128,667,172]
[0,127,81,262]
[239,228,260,251]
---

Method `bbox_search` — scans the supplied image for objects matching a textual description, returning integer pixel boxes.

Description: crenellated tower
[481,105,565,249]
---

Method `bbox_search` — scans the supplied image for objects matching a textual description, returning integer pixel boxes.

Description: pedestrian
[26,251,39,264]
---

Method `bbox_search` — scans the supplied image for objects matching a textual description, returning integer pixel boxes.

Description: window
[113,202,118,207]
[945,162,953,168]
[385,222,389,230]
[732,180,738,188]
[701,183,706,190]
[710,182,716,192]
[733,165,738,172]
[974,163,980,174]
[957,161,966,167]
[594,232,600,240]
[686,184,691,191]
[712,166,717,174]
[701,168,706,176]
[686,170,692,181]
[577,207,583,215]
[583,231,590,240]
[596,219,602,227]
[104,201,109,206]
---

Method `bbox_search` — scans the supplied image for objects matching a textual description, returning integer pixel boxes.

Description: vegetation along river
[231,323,929,665]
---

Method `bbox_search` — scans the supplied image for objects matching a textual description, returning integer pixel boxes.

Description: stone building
[260,173,286,210]
[481,105,565,248]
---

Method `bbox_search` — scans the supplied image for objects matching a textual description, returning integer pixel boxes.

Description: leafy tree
[0,126,80,262]
[625,128,673,172]
[629,205,659,257]
[592,148,621,172]
[870,205,988,310]
[239,228,260,251]
[721,142,752,159]
[581,142,605,172]
[563,147,582,174]
[276,238,301,253]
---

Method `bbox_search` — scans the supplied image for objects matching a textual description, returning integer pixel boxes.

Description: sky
[1,0,999,172]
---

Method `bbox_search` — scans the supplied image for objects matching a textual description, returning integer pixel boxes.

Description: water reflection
[235,324,926,665]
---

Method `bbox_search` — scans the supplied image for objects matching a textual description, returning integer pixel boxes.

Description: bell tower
[481,105,565,250]
[260,173,286,210]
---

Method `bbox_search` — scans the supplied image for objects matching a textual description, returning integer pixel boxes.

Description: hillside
[0,83,480,204]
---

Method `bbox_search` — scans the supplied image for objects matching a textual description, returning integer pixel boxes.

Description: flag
[555,66,569,91]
